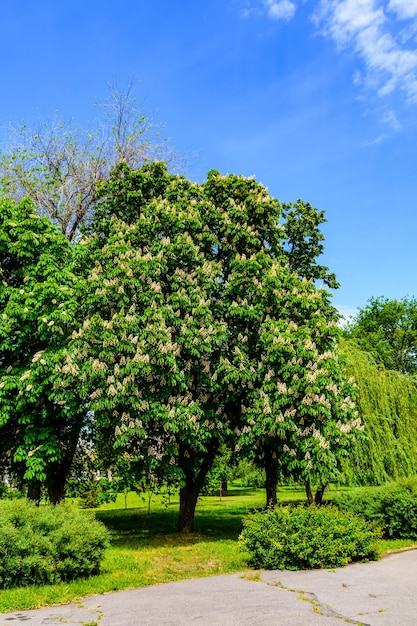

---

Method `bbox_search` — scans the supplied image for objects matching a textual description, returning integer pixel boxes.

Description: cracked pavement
[1,549,416,625]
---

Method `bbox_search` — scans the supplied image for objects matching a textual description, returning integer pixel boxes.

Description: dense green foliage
[0,197,84,502]
[0,161,361,531]
[0,500,109,589]
[239,505,380,570]
[335,478,417,539]
[77,478,119,509]
[344,296,417,375]
[340,340,417,485]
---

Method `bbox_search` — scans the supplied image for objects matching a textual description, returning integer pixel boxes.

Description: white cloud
[242,1,297,22]
[387,0,417,20]
[317,0,385,45]
[362,109,400,143]
[363,133,386,144]
[241,6,260,18]
[265,0,297,21]
[314,0,417,104]
[243,1,417,108]
[381,109,401,129]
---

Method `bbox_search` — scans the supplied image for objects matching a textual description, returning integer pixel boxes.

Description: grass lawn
[0,483,415,614]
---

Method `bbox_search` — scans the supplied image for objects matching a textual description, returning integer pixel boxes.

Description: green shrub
[78,478,119,508]
[335,478,417,539]
[239,505,380,570]
[78,479,101,508]
[0,500,110,589]
[0,482,22,500]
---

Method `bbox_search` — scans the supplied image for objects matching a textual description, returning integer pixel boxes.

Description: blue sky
[1,0,417,318]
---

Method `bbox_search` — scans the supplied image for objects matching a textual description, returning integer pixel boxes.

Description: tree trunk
[220,480,228,497]
[178,482,199,533]
[46,442,78,504]
[27,482,41,505]
[265,464,278,507]
[177,442,219,532]
[305,481,314,505]
[314,483,328,506]
[47,475,66,505]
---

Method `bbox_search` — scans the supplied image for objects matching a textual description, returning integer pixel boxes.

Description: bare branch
[0,81,187,241]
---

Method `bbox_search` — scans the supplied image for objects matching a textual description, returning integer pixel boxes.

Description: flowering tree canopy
[202,171,360,505]
[59,163,360,529]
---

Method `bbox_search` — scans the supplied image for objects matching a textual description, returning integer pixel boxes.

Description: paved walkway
[1,550,416,625]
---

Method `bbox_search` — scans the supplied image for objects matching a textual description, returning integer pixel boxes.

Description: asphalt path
[1,549,416,626]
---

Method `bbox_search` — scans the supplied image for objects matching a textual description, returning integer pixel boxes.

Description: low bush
[77,477,120,509]
[0,500,110,589]
[78,479,101,509]
[335,478,417,539]
[239,505,380,570]
[0,482,22,500]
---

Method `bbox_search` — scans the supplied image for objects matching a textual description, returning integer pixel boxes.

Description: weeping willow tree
[340,339,417,485]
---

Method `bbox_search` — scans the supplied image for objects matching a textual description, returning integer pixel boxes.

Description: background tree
[0,82,182,241]
[344,296,417,375]
[217,256,359,506]
[0,197,83,502]
[339,339,417,485]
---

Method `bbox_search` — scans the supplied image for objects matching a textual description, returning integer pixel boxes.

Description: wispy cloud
[242,0,298,21]
[363,108,402,142]
[381,109,401,129]
[242,0,417,127]
[313,1,417,104]
[265,0,297,21]
[387,0,417,20]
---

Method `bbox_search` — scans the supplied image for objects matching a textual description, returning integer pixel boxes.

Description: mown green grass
[0,484,415,614]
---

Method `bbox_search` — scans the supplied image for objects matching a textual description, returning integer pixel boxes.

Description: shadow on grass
[95,486,311,549]
[95,506,250,549]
